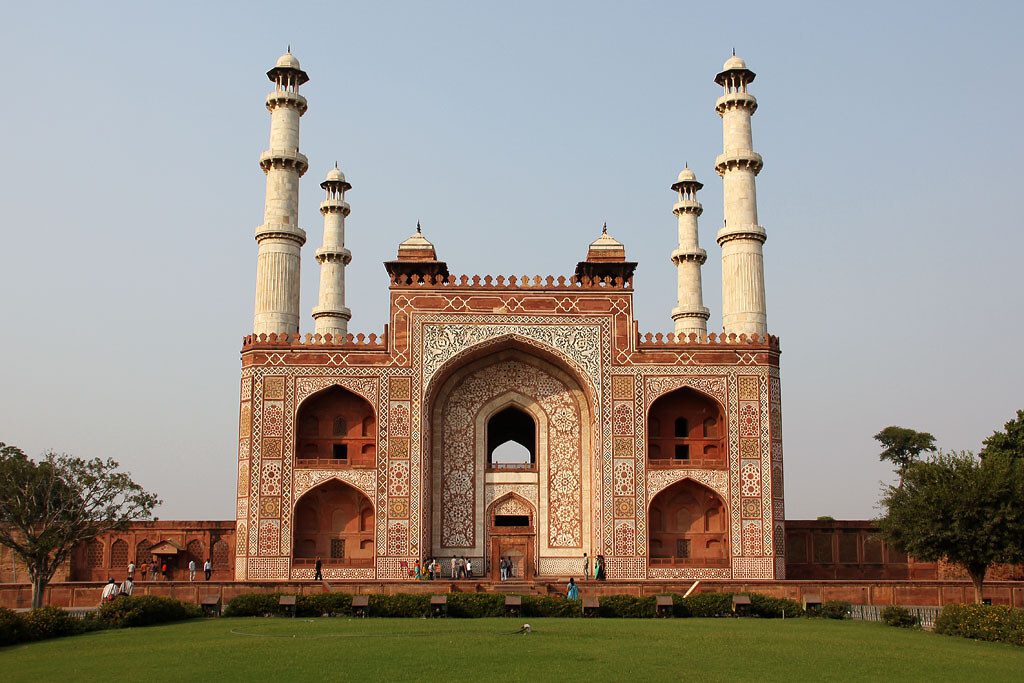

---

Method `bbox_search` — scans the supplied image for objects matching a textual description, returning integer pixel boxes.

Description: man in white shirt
[100,578,119,603]
[188,559,197,581]
[466,559,473,578]
[127,561,135,581]
[120,577,134,597]
[204,559,212,581]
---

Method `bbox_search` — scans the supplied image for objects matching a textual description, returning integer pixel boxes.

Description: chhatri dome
[676,166,697,183]
[585,223,626,262]
[276,51,302,70]
[722,54,746,70]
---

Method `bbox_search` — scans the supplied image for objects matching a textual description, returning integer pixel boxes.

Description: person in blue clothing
[567,577,580,600]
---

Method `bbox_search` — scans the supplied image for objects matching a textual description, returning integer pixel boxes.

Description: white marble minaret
[312,165,353,337]
[670,166,710,337]
[253,51,309,335]
[715,54,767,337]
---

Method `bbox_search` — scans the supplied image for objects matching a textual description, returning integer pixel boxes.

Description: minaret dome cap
[677,167,697,182]
[267,51,310,85]
[671,166,703,192]
[715,53,756,85]
[321,166,352,191]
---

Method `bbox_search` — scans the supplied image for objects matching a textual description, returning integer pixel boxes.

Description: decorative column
[670,166,710,337]
[253,51,309,335]
[312,165,353,337]
[715,53,767,337]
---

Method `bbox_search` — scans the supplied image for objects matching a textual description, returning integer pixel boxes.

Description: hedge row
[0,596,202,647]
[223,591,808,619]
[934,604,1024,646]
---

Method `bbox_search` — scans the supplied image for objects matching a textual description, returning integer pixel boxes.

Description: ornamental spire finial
[416,220,422,234]
[602,221,607,235]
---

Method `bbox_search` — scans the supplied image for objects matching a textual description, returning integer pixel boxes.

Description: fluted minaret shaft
[715,55,767,337]
[671,169,709,337]
[313,167,353,337]
[253,52,309,335]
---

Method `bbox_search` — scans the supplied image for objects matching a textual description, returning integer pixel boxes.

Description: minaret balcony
[319,199,351,215]
[315,247,352,265]
[714,151,763,176]
[673,199,703,215]
[716,224,767,246]
[259,148,309,176]
[265,90,308,114]
[312,305,352,322]
[671,247,707,265]
[715,92,758,115]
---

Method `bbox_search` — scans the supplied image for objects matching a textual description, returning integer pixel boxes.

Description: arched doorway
[487,406,536,470]
[486,495,536,580]
[295,386,376,467]
[648,479,729,567]
[292,479,374,569]
[647,388,726,468]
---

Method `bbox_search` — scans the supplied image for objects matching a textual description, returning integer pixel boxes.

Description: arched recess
[293,479,375,566]
[647,387,726,468]
[428,344,594,565]
[487,405,537,469]
[648,479,729,567]
[110,539,128,570]
[485,493,537,580]
[295,386,376,467]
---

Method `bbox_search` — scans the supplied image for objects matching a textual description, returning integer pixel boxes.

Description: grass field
[3,617,1023,681]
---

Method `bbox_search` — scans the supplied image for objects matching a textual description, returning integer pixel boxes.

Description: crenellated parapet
[388,273,634,290]
[636,330,780,349]
[242,330,388,350]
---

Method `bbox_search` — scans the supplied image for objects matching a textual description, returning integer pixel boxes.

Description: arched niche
[295,386,376,468]
[648,479,729,567]
[647,387,726,468]
[292,479,374,566]
[487,405,537,470]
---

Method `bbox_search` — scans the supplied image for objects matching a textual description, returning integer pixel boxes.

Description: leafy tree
[874,426,937,485]
[0,443,159,608]
[878,450,1024,603]
[980,409,1024,461]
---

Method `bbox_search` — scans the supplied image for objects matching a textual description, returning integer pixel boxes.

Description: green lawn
[2,617,1022,681]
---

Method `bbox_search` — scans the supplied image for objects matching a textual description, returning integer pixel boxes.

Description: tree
[877,450,1024,603]
[980,409,1024,461]
[874,426,937,485]
[0,443,159,608]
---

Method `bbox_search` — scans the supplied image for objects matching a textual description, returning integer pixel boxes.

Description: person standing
[160,560,168,581]
[506,557,514,580]
[466,558,473,578]
[140,560,148,582]
[450,556,457,580]
[188,559,197,581]
[567,577,580,601]
[583,553,590,581]
[120,576,134,597]
[456,557,465,580]
[127,560,135,582]
[151,560,160,581]
[499,557,507,581]
[314,556,323,581]
[100,578,119,603]
[204,559,212,581]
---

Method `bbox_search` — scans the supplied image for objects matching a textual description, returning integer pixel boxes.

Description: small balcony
[292,557,374,568]
[647,437,726,469]
[486,461,538,473]
[648,556,730,567]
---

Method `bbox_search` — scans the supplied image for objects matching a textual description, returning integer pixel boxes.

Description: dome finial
[602,221,607,235]
[334,160,338,169]
[416,220,422,234]
[287,44,291,54]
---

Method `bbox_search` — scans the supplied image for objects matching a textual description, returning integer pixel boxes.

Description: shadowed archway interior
[293,479,374,565]
[648,479,728,567]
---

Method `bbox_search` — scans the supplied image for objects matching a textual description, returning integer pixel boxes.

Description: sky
[0,1,1021,521]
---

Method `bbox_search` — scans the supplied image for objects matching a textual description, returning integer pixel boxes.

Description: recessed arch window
[487,406,536,469]
[647,388,726,468]
[296,387,376,467]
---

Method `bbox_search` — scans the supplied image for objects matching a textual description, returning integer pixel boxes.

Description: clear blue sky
[1,1,1021,520]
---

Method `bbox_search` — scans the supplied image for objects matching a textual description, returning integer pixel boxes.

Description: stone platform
[3,579,1022,610]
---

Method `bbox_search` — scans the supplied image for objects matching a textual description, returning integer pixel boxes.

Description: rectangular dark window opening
[494,515,529,527]
[674,444,690,460]
[676,539,691,558]
[332,444,348,460]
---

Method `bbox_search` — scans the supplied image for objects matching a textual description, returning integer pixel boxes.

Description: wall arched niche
[648,479,728,567]
[292,479,374,565]
[487,405,537,469]
[295,386,376,467]
[647,387,725,468]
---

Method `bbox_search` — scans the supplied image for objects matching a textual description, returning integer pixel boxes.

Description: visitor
[433,559,441,580]
[450,556,457,580]
[160,561,168,581]
[140,560,148,582]
[120,576,134,597]
[583,553,590,581]
[466,558,473,578]
[314,556,323,581]
[426,558,434,580]
[567,577,579,601]
[413,559,422,580]
[100,578,119,603]
[595,555,606,581]
[506,557,514,580]
[457,556,465,579]
[127,560,135,581]
[500,557,507,581]
[204,558,212,581]
[188,559,197,581]
[151,560,160,581]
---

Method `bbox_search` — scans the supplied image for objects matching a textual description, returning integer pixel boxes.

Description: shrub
[684,592,734,617]
[750,594,803,619]
[368,593,431,618]
[819,601,851,620]
[0,607,26,646]
[881,605,919,628]
[22,606,80,641]
[224,593,283,617]
[668,593,691,618]
[598,595,656,618]
[296,593,353,617]
[99,596,201,628]
[447,593,505,618]
[934,604,1024,646]
[522,595,580,618]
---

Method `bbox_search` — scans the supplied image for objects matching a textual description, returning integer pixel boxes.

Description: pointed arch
[648,478,729,568]
[295,385,376,468]
[648,386,726,468]
[292,479,375,567]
